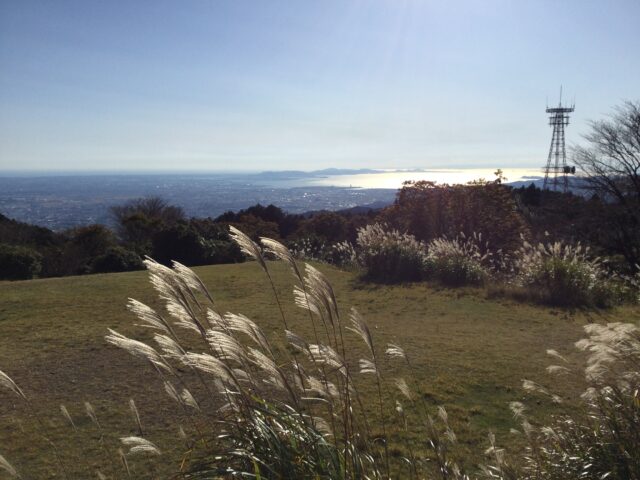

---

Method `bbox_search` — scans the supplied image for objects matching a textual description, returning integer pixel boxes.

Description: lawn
[1,261,638,478]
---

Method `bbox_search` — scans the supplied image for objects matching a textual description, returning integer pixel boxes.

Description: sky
[0,0,638,172]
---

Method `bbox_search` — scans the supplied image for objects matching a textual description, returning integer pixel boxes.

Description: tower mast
[543,89,575,192]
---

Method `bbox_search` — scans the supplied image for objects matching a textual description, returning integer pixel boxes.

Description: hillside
[1,262,638,478]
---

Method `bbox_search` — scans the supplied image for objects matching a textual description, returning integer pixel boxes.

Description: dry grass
[1,262,638,478]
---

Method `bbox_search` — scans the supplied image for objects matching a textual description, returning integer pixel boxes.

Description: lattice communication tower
[543,89,575,192]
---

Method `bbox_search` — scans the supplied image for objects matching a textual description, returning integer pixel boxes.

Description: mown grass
[1,262,638,478]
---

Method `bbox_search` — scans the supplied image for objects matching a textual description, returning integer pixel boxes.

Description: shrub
[514,240,619,307]
[89,246,144,273]
[0,243,42,280]
[355,223,427,283]
[287,235,327,262]
[326,240,359,268]
[425,233,491,286]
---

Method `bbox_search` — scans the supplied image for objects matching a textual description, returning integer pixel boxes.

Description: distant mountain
[507,176,592,196]
[255,168,383,180]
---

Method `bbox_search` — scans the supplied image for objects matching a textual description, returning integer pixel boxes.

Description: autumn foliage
[380,179,528,253]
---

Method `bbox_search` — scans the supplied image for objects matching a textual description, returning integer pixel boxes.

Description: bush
[287,235,327,262]
[326,240,359,268]
[424,234,491,286]
[356,223,427,283]
[514,240,619,307]
[0,243,42,280]
[89,246,143,273]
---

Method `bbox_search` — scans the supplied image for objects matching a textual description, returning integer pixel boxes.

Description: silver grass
[285,329,307,352]
[127,298,169,334]
[546,365,571,375]
[229,226,266,271]
[312,416,333,436]
[385,344,407,360]
[120,436,161,456]
[546,349,568,363]
[248,348,283,383]
[164,381,181,404]
[291,363,306,391]
[184,353,236,386]
[484,432,497,455]
[306,376,339,401]
[263,375,286,390]
[84,402,100,428]
[308,344,346,375]
[231,368,252,385]
[358,358,377,375]
[509,401,526,419]
[105,329,172,373]
[522,379,545,394]
[218,401,240,414]
[153,333,184,359]
[181,388,200,410]
[395,378,413,400]
[0,454,19,478]
[540,426,559,440]
[304,264,338,318]
[576,322,640,383]
[222,313,271,352]
[581,387,599,402]
[144,259,181,301]
[437,405,449,424]
[118,448,131,477]
[348,308,374,356]
[60,404,77,430]
[206,330,247,365]
[206,309,224,329]
[144,258,206,335]
[0,369,26,400]
[165,299,200,334]
[172,260,214,303]
[293,285,321,317]
[574,338,591,351]
[260,237,301,280]
[444,428,457,444]
[129,399,143,436]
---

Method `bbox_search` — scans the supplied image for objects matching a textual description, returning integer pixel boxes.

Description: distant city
[0,170,397,230]
[0,168,545,230]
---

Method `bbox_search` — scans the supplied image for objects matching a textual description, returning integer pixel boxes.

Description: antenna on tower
[559,85,563,106]
[542,88,575,193]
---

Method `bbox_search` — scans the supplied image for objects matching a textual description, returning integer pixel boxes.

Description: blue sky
[0,0,638,172]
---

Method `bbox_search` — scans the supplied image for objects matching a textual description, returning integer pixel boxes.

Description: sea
[0,168,543,230]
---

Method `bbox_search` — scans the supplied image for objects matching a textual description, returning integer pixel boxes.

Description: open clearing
[1,261,638,478]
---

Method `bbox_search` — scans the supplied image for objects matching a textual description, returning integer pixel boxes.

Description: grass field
[1,261,638,478]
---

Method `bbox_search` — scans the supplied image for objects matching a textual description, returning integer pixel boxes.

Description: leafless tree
[573,101,640,269]
[574,101,640,203]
